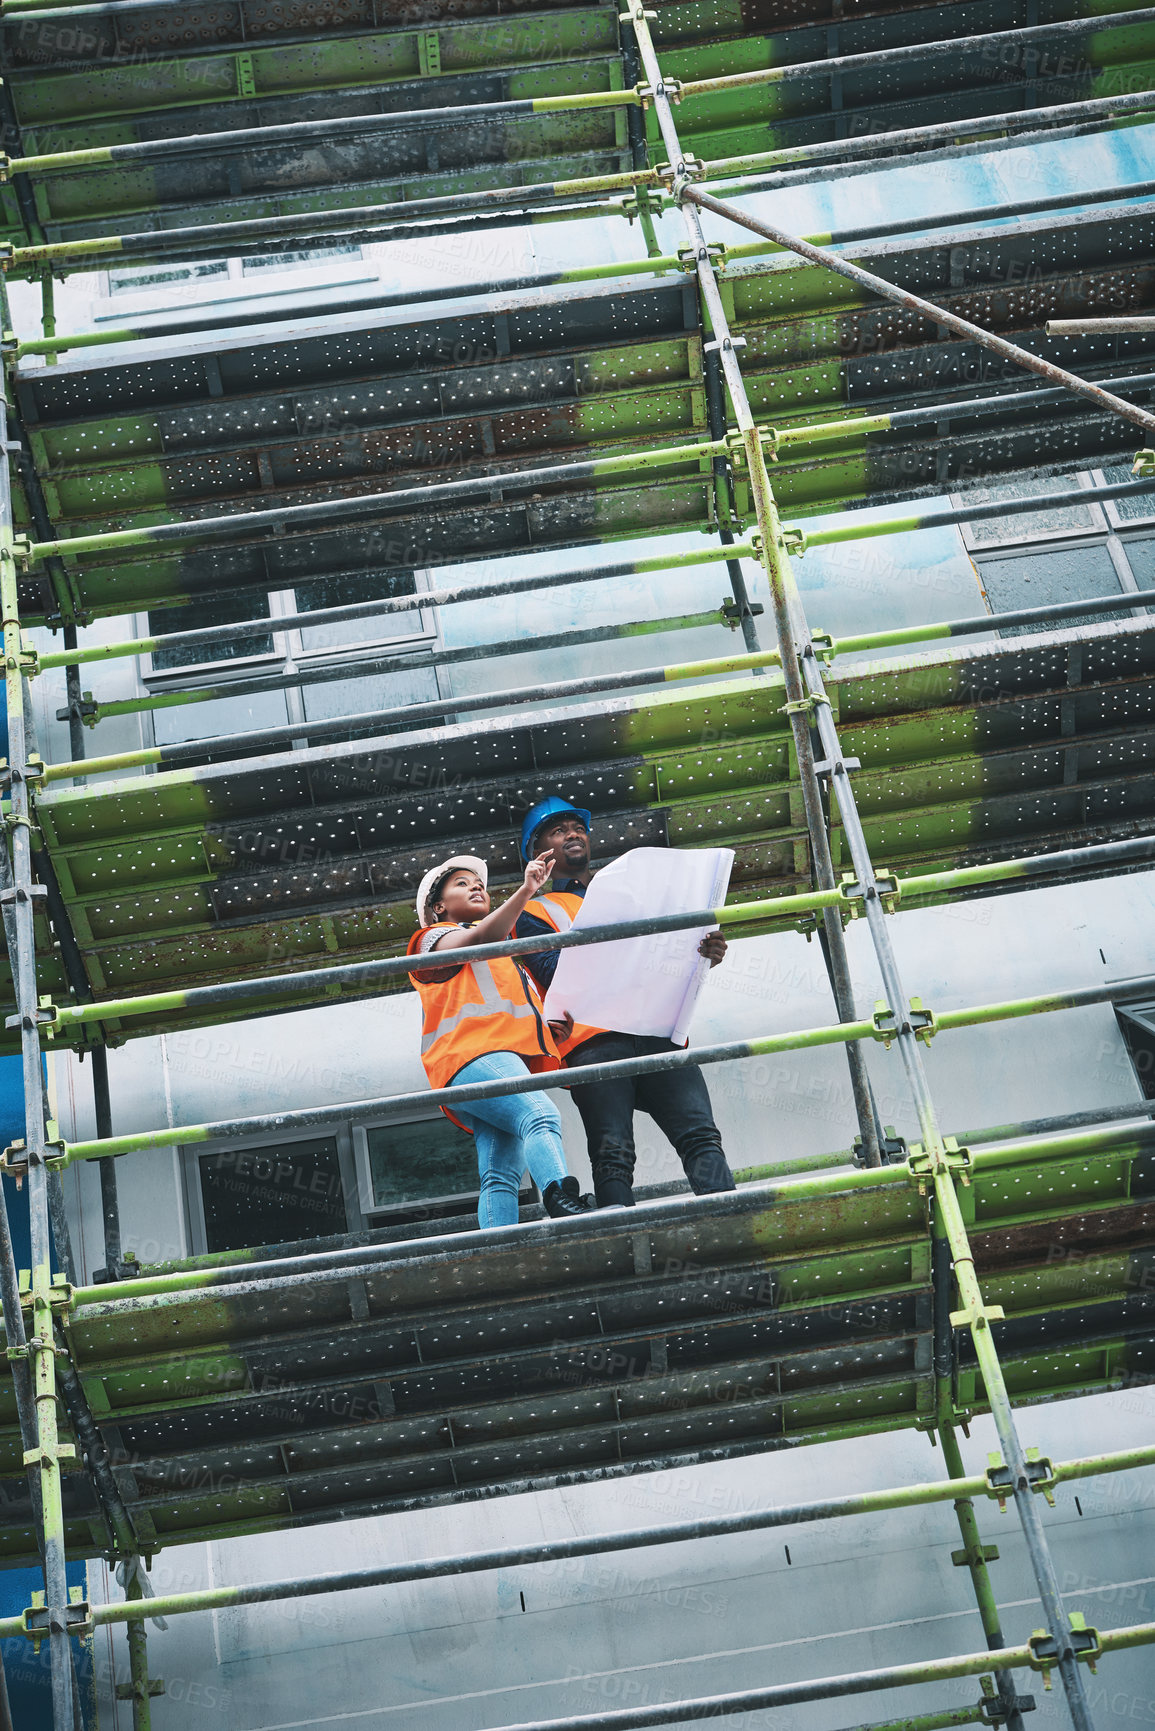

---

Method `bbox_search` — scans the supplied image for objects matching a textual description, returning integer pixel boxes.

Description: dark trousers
[564,1033,735,1205]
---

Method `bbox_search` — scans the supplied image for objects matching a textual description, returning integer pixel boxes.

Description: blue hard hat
[521,797,591,860]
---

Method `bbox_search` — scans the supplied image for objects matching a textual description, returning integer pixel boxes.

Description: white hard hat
[415,855,488,928]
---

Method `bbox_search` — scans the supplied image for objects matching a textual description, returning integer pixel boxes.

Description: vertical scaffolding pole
[941,1424,1031,1731]
[622,7,1096,1723]
[624,3,881,1166]
[0,397,76,1728]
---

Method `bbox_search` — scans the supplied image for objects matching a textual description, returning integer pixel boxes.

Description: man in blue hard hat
[514,797,735,1209]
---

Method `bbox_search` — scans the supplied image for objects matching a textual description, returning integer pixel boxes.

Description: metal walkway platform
[5,1,1151,245]
[12,615,1152,1047]
[15,201,1155,624]
[0,1127,1146,1569]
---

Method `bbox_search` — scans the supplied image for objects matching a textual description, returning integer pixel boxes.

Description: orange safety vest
[407,924,560,1128]
[520,891,606,1060]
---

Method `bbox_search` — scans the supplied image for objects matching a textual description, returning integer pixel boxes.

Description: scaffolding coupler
[872,995,938,1049]
[721,597,764,630]
[985,1449,1058,1510]
[53,691,97,727]
[841,868,901,915]
[906,1135,971,1196]
[2,1123,68,1179]
[978,1674,1038,1725]
[22,1590,92,1655]
[1027,1615,1102,1689]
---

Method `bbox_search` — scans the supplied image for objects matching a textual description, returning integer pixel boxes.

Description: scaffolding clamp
[872,996,937,1049]
[721,597,764,630]
[4,993,56,1033]
[1026,1615,1101,1688]
[840,869,900,917]
[678,240,724,274]
[2,634,37,677]
[22,1591,92,1653]
[10,533,32,570]
[906,1135,972,1194]
[984,1447,1057,1508]
[0,879,46,906]
[1132,448,1155,478]
[0,753,45,791]
[779,692,829,718]
[621,183,660,227]
[978,1676,1037,1725]
[637,75,683,106]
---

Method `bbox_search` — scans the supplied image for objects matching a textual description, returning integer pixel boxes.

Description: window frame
[179,1121,364,1257]
[134,570,441,693]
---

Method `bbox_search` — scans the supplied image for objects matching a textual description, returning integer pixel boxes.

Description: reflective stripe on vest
[418,959,537,1054]
[536,896,575,933]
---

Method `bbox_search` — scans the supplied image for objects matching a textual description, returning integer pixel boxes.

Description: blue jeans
[451,1051,569,1229]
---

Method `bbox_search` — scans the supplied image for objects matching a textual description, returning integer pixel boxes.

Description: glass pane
[293,570,426,652]
[977,543,1122,635]
[301,665,440,723]
[198,1137,347,1252]
[366,1119,478,1210]
[242,245,360,274]
[108,259,228,294]
[963,478,1099,545]
[148,593,275,671]
[1102,465,1155,522]
[1119,535,1155,592]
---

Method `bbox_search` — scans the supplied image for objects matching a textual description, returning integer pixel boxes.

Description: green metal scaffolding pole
[628,8,1128,1727]
[33,836,1155,1035]
[0,1439,1150,1635]
[8,2,1152,185]
[8,85,1155,278]
[0,413,75,1721]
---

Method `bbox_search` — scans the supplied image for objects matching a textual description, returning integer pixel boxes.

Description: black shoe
[542,1176,595,1218]
[594,1178,636,1209]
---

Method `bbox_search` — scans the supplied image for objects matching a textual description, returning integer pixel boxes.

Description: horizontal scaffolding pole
[40,574,1155,783]
[66,1113,1155,1314]
[702,85,1155,189]
[738,1097,1155,1181]
[4,88,645,177]
[9,88,1155,277]
[798,473,1155,553]
[2,1442,1148,1637]
[1049,317,1155,335]
[10,9,1153,181]
[489,1625,1153,1731]
[20,178,1155,361]
[70,606,728,724]
[685,187,1155,437]
[50,966,1155,1163]
[22,434,739,564]
[39,837,1155,1032]
[25,398,1155,575]
[679,7,1155,97]
[36,543,759,671]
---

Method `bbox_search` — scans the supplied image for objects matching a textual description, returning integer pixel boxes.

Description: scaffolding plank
[15,204,1155,621]
[0,1138,1147,1565]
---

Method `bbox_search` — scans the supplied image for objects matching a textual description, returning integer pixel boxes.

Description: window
[189,1133,352,1254]
[182,1114,510,1251]
[354,1115,487,1222]
[956,471,1154,633]
[138,572,444,746]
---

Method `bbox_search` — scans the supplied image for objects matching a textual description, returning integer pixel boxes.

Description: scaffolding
[1,0,1155,1725]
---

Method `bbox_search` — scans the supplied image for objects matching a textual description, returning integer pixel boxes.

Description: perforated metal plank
[7,0,1151,243]
[17,205,1155,621]
[0,1136,1148,1563]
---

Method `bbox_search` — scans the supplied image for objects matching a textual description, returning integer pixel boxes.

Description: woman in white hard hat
[407,849,593,1226]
